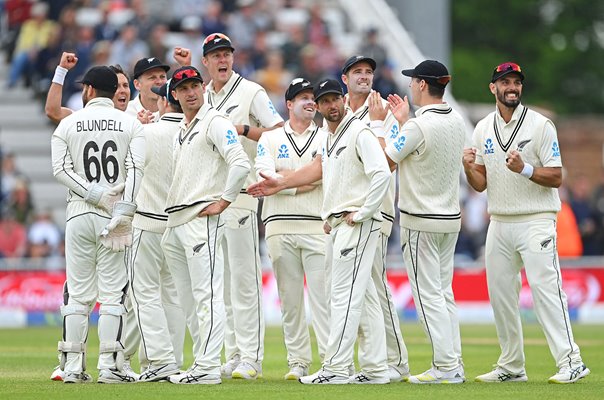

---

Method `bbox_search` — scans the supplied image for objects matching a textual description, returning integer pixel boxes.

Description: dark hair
[170,101,183,113]
[109,64,130,82]
[95,88,117,99]
[415,77,445,98]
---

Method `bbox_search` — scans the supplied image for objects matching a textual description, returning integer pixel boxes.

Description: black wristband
[242,124,250,137]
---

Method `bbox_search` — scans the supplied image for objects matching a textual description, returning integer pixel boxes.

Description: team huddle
[47,32,589,385]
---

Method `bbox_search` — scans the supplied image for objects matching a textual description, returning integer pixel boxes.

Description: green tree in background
[452,0,604,114]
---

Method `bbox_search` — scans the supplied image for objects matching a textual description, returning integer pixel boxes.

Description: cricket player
[126,57,170,123]
[341,55,410,382]
[45,54,140,383]
[463,61,590,384]
[201,33,284,380]
[371,60,466,384]
[51,66,145,383]
[248,79,391,385]
[160,66,250,385]
[130,81,186,382]
[254,78,329,380]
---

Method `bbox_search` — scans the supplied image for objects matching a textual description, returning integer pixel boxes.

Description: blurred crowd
[1,0,602,264]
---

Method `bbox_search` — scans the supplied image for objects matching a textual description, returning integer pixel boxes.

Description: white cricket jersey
[126,95,160,122]
[255,121,325,238]
[51,97,145,220]
[321,112,390,226]
[205,71,284,211]
[344,91,398,236]
[385,103,465,233]
[473,104,562,221]
[164,104,250,228]
[133,112,183,233]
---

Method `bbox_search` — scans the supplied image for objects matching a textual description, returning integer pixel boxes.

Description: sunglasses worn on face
[495,62,522,73]
[204,33,231,45]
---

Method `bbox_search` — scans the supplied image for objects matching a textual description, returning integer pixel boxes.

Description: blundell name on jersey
[76,120,124,133]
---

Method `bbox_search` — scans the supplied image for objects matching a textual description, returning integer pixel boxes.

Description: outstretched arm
[45,52,77,124]
[247,155,322,197]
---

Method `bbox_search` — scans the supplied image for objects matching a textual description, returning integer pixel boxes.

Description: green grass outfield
[0,324,601,400]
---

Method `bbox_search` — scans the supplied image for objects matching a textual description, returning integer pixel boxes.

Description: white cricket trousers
[63,213,128,373]
[161,215,225,374]
[485,219,584,374]
[266,233,330,368]
[222,208,264,367]
[359,232,408,370]
[130,228,186,367]
[323,219,388,378]
[401,228,462,371]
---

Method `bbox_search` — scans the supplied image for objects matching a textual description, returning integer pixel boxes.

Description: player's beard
[81,90,89,107]
[496,87,521,108]
[323,103,344,123]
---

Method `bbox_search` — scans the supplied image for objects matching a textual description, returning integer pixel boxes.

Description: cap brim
[491,70,524,83]
[401,68,415,77]
[204,44,235,56]
[315,89,342,101]
[134,64,170,79]
[150,85,165,96]
[343,57,377,74]
[171,77,204,90]
[286,87,314,101]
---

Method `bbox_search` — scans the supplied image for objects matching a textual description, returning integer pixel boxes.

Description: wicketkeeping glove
[100,201,136,252]
[85,183,125,214]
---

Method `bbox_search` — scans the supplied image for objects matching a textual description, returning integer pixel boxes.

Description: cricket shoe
[284,363,308,380]
[408,365,465,384]
[548,364,590,384]
[388,364,410,382]
[220,355,240,378]
[168,366,221,385]
[349,371,389,384]
[475,366,528,383]
[231,361,262,379]
[98,368,137,383]
[138,363,180,382]
[63,372,93,384]
[299,369,349,385]
[122,359,140,380]
[50,366,65,381]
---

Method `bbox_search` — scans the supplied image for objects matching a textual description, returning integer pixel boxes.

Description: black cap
[151,79,179,105]
[132,57,170,80]
[313,78,343,102]
[77,66,118,92]
[285,78,313,101]
[491,62,524,83]
[169,66,203,91]
[203,32,235,56]
[402,60,451,88]
[342,55,377,74]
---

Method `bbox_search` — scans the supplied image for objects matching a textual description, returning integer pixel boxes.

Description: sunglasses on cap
[204,32,231,45]
[173,68,201,80]
[495,62,522,73]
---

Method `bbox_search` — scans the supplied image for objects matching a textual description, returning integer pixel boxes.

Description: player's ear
[341,74,348,86]
[489,82,496,95]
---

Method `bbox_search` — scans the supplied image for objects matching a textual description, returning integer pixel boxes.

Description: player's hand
[137,109,155,124]
[323,222,332,234]
[198,199,230,216]
[387,94,410,125]
[344,211,357,226]
[506,150,524,173]
[247,172,284,197]
[462,148,477,171]
[99,201,136,252]
[85,183,125,213]
[368,91,389,122]
[60,52,78,70]
[173,47,192,66]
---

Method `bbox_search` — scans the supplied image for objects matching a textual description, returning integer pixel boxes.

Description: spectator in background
[228,0,265,50]
[570,175,599,255]
[254,50,293,116]
[1,152,26,206]
[305,3,329,47]
[281,25,305,73]
[178,16,204,70]
[56,4,79,52]
[6,178,34,225]
[373,61,399,98]
[0,210,27,258]
[32,25,63,98]
[147,23,170,62]
[108,22,148,74]
[557,184,583,258]
[202,0,228,36]
[3,0,32,63]
[7,2,57,89]
[358,27,388,74]
[27,209,63,258]
[590,168,604,254]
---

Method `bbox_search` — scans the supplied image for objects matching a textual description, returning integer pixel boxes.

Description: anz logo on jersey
[226,130,238,145]
[393,135,406,152]
[389,124,399,139]
[484,138,495,154]
[268,101,278,116]
[277,144,289,159]
[257,143,266,157]
[552,141,560,157]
